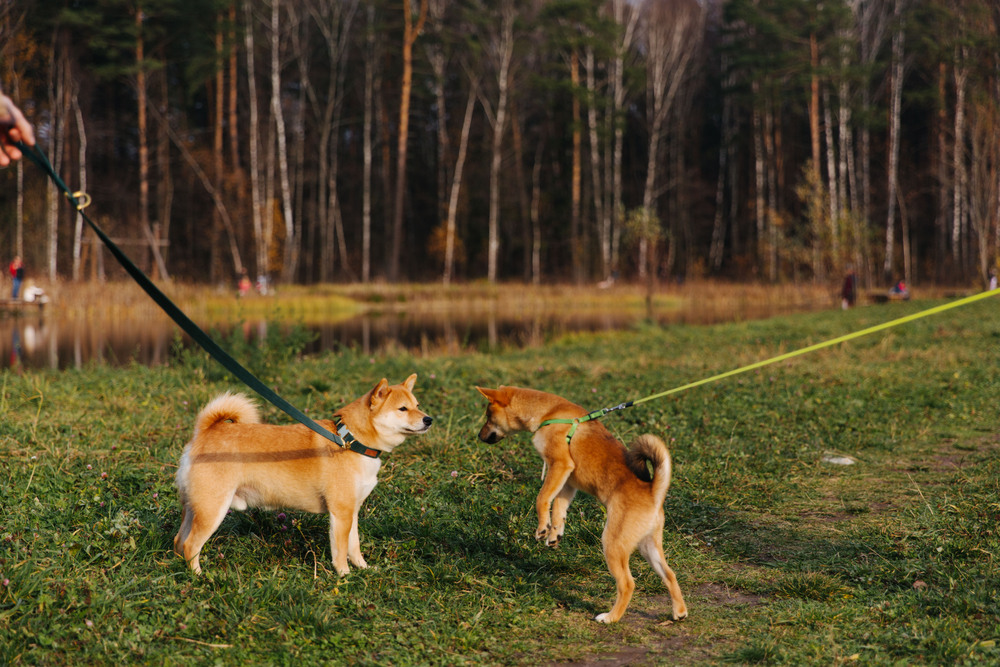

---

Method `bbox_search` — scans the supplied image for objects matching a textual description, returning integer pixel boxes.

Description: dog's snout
[478,425,503,444]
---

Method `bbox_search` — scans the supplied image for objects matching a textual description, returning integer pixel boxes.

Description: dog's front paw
[594,612,614,624]
[534,524,551,541]
[545,533,561,548]
[672,607,688,621]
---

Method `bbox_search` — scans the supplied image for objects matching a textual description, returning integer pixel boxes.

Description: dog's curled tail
[626,434,672,504]
[193,391,262,437]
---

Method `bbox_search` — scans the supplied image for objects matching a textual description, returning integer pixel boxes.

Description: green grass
[2,297,1000,664]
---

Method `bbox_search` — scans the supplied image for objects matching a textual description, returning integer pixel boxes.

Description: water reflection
[0,298,824,371]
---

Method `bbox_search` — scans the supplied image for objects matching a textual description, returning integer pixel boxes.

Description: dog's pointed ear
[476,386,509,406]
[403,373,417,391]
[369,378,390,408]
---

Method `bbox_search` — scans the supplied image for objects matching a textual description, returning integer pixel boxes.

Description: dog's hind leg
[181,495,233,574]
[595,536,636,623]
[547,484,577,547]
[173,503,193,558]
[638,531,688,621]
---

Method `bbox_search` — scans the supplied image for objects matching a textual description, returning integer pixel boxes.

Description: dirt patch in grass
[692,582,766,608]
[544,583,764,666]
[799,498,898,524]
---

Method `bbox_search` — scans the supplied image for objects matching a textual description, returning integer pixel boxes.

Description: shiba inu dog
[476,385,687,623]
[174,374,432,575]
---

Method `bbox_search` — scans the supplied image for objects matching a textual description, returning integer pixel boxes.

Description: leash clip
[69,191,92,210]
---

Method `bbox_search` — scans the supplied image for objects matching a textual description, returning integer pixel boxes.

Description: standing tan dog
[175,374,432,575]
[476,385,687,623]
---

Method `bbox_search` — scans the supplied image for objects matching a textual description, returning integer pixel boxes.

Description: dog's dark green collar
[335,420,383,459]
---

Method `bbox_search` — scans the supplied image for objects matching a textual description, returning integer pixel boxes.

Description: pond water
[0,292,831,371]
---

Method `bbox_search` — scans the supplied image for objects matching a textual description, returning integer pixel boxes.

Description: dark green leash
[15,140,375,454]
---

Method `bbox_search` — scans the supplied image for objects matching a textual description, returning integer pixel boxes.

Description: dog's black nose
[423,416,433,426]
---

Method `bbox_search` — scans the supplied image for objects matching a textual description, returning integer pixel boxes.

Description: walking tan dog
[175,374,432,575]
[476,385,687,623]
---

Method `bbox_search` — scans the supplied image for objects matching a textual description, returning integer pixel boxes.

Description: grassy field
[2,294,999,665]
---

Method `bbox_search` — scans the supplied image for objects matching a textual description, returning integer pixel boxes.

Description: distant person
[889,279,910,300]
[238,270,251,298]
[9,255,24,300]
[255,274,269,295]
[0,87,35,167]
[989,269,997,291]
[840,267,857,309]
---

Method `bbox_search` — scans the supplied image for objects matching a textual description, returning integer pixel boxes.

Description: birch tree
[609,0,639,278]
[884,0,906,284]
[361,2,377,283]
[244,1,266,282]
[45,34,70,282]
[71,94,87,281]
[442,79,477,286]
[270,0,295,284]
[300,0,357,282]
[638,0,704,279]
[478,0,516,283]
[423,0,476,285]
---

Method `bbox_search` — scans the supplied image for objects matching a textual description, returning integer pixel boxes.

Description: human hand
[0,94,35,167]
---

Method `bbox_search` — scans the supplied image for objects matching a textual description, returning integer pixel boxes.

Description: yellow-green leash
[541,287,1000,441]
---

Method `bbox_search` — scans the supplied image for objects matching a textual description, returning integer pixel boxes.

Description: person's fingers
[8,104,34,146]
[0,140,22,162]
[0,95,35,160]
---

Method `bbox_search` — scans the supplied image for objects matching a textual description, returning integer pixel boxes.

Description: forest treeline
[0,0,998,289]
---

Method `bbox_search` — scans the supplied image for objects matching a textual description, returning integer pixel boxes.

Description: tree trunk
[951,48,969,274]
[764,103,778,281]
[511,104,532,281]
[641,0,703,280]
[530,136,544,285]
[137,9,150,274]
[389,0,428,281]
[710,83,733,272]
[71,95,86,281]
[484,0,513,284]
[228,3,239,175]
[809,34,821,180]
[611,0,638,277]
[427,0,450,239]
[443,81,476,286]
[585,46,608,280]
[244,1,264,281]
[212,18,225,284]
[271,0,295,285]
[156,53,173,268]
[837,42,851,221]
[821,86,838,244]
[807,33,822,279]
[136,9,168,281]
[362,4,375,284]
[570,51,582,283]
[884,14,904,284]
[752,99,765,273]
